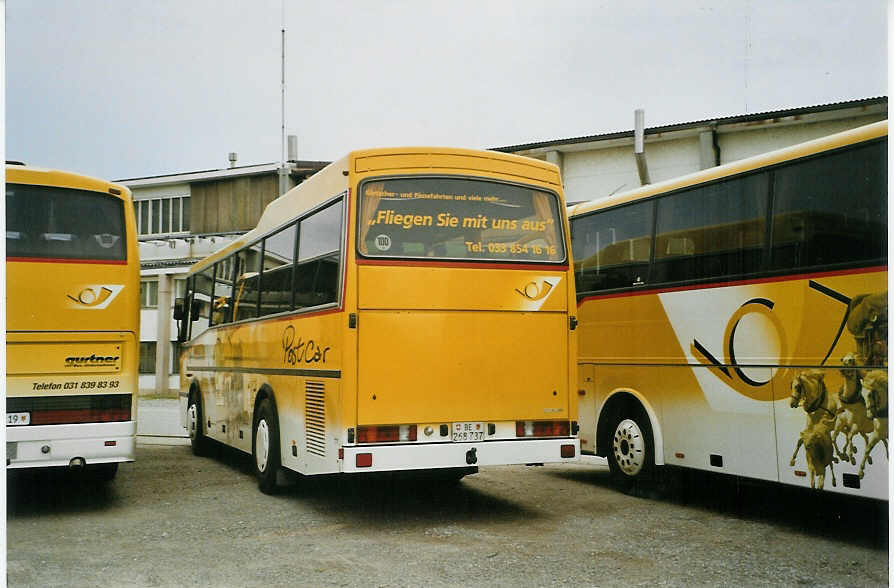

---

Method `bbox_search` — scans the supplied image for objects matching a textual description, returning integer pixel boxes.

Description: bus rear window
[6,183,127,261]
[358,177,566,263]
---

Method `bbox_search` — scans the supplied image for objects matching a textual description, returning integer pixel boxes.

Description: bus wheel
[607,408,655,493]
[187,391,210,457]
[253,398,280,495]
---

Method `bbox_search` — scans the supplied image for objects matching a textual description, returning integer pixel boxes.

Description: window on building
[174,278,187,299]
[139,342,157,374]
[140,280,159,308]
[136,196,190,235]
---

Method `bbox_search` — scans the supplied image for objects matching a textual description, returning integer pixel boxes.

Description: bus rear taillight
[31,407,131,425]
[356,424,417,443]
[515,420,570,438]
[8,394,131,426]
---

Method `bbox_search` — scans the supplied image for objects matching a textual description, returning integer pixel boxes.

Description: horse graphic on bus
[789,290,887,489]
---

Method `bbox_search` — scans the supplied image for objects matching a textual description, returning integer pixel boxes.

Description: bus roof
[188,147,562,274]
[6,163,131,202]
[568,119,887,218]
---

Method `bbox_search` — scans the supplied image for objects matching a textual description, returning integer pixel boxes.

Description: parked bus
[6,162,140,480]
[175,147,579,493]
[570,121,887,500]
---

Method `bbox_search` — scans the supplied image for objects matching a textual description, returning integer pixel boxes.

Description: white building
[498,97,886,204]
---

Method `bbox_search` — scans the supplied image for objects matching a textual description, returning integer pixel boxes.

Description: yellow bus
[570,121,887,500]
[175,147,579,493]
[6,163,140,480]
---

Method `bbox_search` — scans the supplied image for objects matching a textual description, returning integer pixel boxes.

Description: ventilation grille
[305,380,326,457]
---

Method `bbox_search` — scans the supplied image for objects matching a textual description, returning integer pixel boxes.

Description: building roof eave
[493,96,888,155]
[117,161,330,188]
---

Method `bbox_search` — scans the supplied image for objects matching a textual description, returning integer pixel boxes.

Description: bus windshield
[6,183,127,261]
[358,177,566,263]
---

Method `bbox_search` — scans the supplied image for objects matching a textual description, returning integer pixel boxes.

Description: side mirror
[190,299,201,321]
[173,297,185,321]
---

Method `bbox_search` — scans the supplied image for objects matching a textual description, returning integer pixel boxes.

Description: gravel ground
[7,444,888,587]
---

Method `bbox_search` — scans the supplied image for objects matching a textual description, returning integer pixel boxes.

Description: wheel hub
[187,404,198,441]
[255,420,270,473]
[612,418,645,476]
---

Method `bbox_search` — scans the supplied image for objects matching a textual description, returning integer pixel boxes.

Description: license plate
[452,421,485,442]
[7,442,17,461]
[7,412,30,426]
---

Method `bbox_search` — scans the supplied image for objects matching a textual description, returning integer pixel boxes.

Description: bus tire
[607,406,655,494]
[187,390,211,457]
[253,397,281,495]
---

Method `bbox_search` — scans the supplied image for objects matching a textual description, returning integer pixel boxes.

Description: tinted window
[299,201,343,262]
[572,201,652,293]
[652,173,768,284]
[771,139,886,270]
[358,178,565,263]
[6,183,127,261]
[295,200,343,309]
[211,258,236,325]
[234,244,262,322]
[190,267,215,339]
[259,223,297,317]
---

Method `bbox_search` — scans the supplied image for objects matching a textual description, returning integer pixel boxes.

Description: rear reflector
[561,444,575,458]
[516,420,570,438]
[356,453,373,468]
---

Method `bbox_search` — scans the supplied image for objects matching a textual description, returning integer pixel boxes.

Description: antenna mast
[278,0,288,195]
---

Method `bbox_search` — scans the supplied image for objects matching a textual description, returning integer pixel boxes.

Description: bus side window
[571,201,652,294]
[294,199,343,309]
[212,258,237,325]
[770,139,887,271]
[190,267,215,339]
[233,245,261,322]
[259,223,297,317]
[651,173,768,285]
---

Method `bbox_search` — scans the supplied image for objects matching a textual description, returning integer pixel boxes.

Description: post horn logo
[67,285,124,310]
[515,277,561,309]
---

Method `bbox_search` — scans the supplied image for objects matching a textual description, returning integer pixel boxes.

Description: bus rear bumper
[340,437,579,473]
[6,421,136,469]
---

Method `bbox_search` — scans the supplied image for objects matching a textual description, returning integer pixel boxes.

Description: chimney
[287,135,298,162]
[228,152,238,168]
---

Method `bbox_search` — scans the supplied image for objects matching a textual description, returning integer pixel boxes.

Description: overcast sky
[5,1,888,180]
